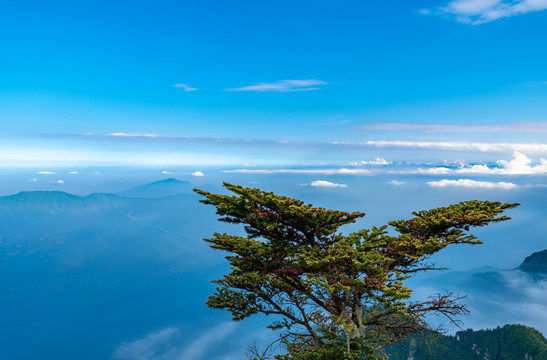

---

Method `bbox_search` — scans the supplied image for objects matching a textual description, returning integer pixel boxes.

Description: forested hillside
[386,325,547,360]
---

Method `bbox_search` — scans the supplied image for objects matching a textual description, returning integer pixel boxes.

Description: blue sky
[1,0,547,178]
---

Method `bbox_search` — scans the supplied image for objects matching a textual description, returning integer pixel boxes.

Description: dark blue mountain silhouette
[118,178,192,198]
[519,249,547,275]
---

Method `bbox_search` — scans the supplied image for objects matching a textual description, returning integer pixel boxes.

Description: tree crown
[195,183,519,359]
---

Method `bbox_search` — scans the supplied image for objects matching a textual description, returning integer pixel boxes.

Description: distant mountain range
[0,178,227,360]
[118,178,192,198]
[386,324,547,360]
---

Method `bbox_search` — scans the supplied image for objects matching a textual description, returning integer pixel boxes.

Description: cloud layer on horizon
[75,134,547,156]
[405,152,547,176]
[356,121,547,133]
[364,140,547,155]
[225,168,372,175]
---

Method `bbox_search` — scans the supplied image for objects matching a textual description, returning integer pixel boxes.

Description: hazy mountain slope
[0,184,231,360]
[410,248,547,335]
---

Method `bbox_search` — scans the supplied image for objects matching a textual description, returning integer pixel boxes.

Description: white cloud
[427,179,517,189]
[191,171,204,176]
[225,168,372,175]
[496,151,547,174]
[225,79,327,92]
[310,180,348,188]
[111,323,237,360]
[68,171,78,174]
[162,171,174,175]
[370,157,391,165]
[357,121,547,133]
[30,178,37,182]
[437,0,547,24]
[37,171,55,174]
[389,180,407,186]
[173,83,199,91]
[57,180,64,184]
[365,140,547,155]
[408,152,547,176]
[351,157,392,166]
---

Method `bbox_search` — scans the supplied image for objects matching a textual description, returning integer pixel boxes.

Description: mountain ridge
[519,249,547,275]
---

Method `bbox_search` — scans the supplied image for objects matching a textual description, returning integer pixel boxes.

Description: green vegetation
[385,324,547,360]
[195,183,519,359]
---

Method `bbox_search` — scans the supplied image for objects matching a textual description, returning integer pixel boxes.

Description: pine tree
[195,183,519,359]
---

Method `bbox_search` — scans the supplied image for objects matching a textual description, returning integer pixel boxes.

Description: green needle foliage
[195,183,519,360]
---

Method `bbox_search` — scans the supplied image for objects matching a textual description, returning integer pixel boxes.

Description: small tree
[195,183,518,359]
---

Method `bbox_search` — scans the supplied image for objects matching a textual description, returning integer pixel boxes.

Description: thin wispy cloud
[225,168,372,175]
[37,171,55,174]
[98,133,279,145]
[389,180,407,186]
[527,80,547,86]
[111,323,237,360]
[431,0,547,25]
[225,79,327,92]
[106,133,177,138]
[179,323,237,360]
[427,179,517,189]
[310,180,348,188]
[191,171,204,176]
[365,140,547,155]
[173,83,199,91]
[313,116,354,127]
[111,327,180,360]
[81,134,547,156]
[356,121,547,133]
